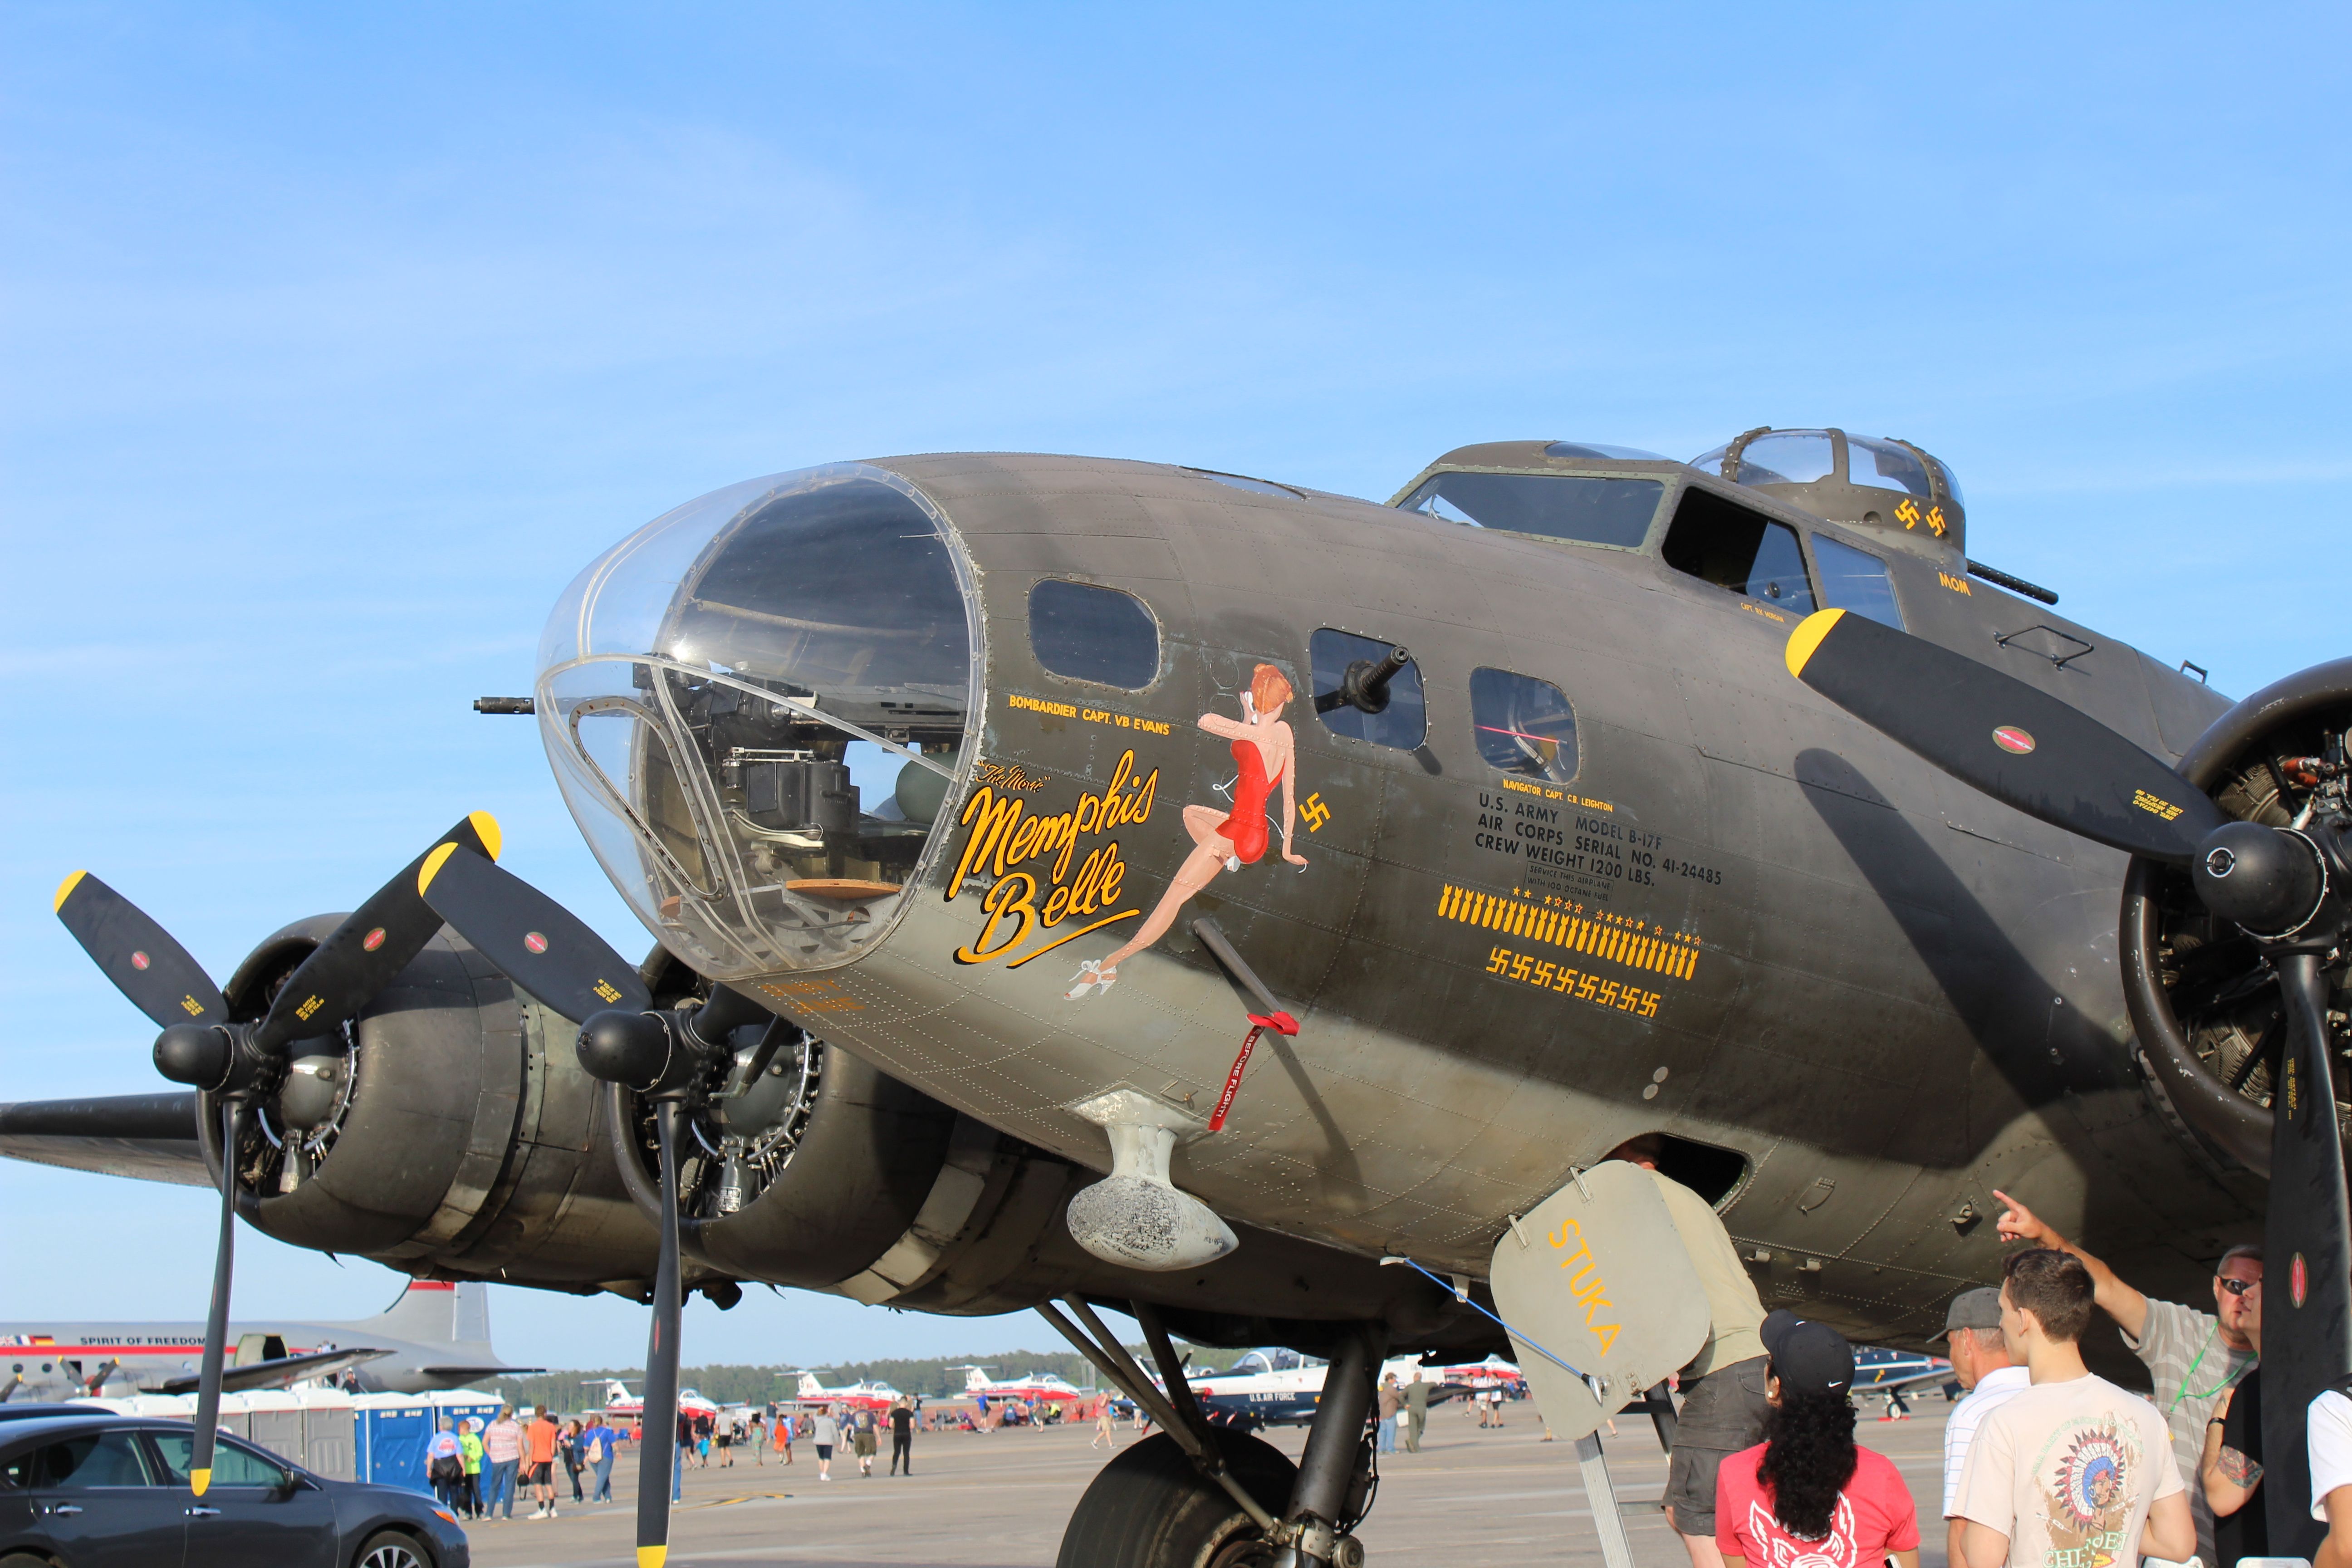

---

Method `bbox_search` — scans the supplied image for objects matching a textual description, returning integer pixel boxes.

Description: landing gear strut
[1042,1298,1386,1568]
[1266,1324,1381,1568]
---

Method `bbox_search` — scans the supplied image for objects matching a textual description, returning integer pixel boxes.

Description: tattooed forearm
[2217,1447,2265,1489]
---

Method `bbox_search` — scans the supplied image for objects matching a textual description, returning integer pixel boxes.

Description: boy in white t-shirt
[2309,1385,2352,1568]
[1955,1249,2193,1568]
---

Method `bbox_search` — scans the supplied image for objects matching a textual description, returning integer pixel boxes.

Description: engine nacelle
[2123,657,2352,1175]
[207,917,659,1294]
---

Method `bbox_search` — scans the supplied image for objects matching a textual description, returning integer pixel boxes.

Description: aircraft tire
[1055,1428,1296,1568]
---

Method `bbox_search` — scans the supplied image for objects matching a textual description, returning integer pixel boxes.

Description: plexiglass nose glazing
[536,464,979,979]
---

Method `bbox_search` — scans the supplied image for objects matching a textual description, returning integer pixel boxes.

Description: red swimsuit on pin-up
[1215,737,1284,864]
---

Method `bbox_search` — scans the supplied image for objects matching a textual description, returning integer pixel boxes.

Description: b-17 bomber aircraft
[7,427,2350,1565]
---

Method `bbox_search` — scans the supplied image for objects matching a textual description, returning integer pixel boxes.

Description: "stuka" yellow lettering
[1547,1217,1623,1355]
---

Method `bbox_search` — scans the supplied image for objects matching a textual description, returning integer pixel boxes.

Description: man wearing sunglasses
[1995,1189,2260,1565]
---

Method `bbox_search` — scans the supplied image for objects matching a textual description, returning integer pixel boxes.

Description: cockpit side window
[1661,487,1818,613]
[1028,579,1161,690]
[1397,472,1663,549]
[1811,535,1905,630]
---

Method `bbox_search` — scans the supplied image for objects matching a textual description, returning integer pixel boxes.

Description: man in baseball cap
[1932,1288,2029,1568]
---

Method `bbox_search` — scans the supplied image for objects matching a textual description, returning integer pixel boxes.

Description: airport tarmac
[464,1402,1956,1568]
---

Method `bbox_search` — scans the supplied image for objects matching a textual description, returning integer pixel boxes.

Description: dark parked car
[0,1410,468,1568]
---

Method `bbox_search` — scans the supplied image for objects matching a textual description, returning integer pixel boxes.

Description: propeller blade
[251,812,502,1054]
[2260,950,2352,1554]
[189,1098,241,1496]
[415,846,652,1021]
[53,872,226,1029]
[637,1101,686,1568]
[1784,608,2229,862]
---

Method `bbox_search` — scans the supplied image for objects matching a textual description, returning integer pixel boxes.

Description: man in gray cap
[1935,1287,2028,1568]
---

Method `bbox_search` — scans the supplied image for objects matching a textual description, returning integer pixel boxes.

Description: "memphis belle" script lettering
[947,749,1157,966]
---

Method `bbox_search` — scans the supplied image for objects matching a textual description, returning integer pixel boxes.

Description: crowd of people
[423,1405,621,1521]
[422,1392,957,1520]
[1609,1120,2345,1568]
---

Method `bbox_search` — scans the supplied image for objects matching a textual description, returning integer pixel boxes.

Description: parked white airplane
[946,1365,1087,1403]
[0,1279,537,1400]
[784,1368,903,1413]
[587,1379,720,1421]
[1178,1350,1479,1427]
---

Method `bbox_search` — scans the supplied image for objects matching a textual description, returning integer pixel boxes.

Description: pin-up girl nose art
[1067,662,1308,1000]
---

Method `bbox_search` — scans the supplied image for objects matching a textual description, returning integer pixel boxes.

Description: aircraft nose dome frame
[534,462,983,981]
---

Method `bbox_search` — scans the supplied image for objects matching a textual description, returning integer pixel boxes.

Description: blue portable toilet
[355,1391,503,1494]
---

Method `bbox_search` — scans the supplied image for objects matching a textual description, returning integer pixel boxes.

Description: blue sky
[4,5,2347,1370]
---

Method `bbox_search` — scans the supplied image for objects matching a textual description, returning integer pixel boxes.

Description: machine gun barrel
[1315,644,1413,715]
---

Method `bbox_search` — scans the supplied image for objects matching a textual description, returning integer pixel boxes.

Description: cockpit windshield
[1397,471,1665,548]
[536,463,978,980]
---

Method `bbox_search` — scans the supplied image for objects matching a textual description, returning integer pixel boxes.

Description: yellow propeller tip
[189,1467,211,1497]
[468,810,504,862]
[637,1547,668,1568]
[52,870,87,913]
[417,841,461,897]
[1784,608,1847,680]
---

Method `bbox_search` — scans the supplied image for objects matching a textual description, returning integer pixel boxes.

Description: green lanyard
[2167,1320,2251,1411]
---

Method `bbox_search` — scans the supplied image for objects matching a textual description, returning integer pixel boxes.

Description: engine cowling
[2123,657,2352,1175]
[208,917,659,1293]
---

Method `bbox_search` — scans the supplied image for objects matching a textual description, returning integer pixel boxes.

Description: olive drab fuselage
[534,447,2249,1351]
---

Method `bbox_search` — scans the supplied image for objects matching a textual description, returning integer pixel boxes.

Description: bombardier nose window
[539,464,979,980]
[1029,579,1161,689]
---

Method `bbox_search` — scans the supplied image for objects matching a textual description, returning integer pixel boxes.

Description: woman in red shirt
[1716,1310,1921,1568]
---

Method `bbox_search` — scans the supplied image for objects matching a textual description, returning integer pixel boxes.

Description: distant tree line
[485,1343,1255,1416]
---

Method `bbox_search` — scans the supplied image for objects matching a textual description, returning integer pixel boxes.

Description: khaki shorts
[1662,1356,1772,1536]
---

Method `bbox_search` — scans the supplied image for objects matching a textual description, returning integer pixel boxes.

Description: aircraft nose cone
[153,1024,230,1089]
[2193,820,2327,936]
[575,1009,672,1090]
[535,463,974,980]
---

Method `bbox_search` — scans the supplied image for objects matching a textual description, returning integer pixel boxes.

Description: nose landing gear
[1044,1299,1384,1568]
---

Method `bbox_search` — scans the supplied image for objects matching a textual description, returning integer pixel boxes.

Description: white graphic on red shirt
[1749,1494,1859,1568]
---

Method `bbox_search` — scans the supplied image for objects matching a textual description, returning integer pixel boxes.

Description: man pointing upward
[1994,1189,2259,1564]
